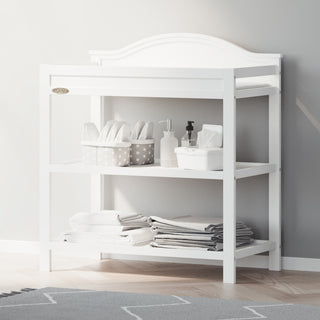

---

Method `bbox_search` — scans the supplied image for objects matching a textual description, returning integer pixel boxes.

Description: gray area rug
[0,287,319,320]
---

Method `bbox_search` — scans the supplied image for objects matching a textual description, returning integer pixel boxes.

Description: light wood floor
[1,252,319,306]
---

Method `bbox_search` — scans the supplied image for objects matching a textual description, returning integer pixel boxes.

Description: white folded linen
[197,124,223,149]
[149,215,223,232]
[150,242,212,251]
[70,211,149,229]
[64,228,154,246]
[149,215,254,251]
[121,228,154,245]
[131,121,145,140]
[114,123,131,143]
[106,121,125,143]
[150,240,253,251]
[154,233,216,241]
[66,211,152,247]
[63,232,123,244]
[71,224,137,233]
[98,120,116,142]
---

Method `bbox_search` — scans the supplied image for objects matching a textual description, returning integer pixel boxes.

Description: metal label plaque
[52,88,69,94]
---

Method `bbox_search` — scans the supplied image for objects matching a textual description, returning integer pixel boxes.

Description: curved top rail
[89,33,281,69]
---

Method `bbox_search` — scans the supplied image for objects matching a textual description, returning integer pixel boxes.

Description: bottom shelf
[50,240,275,262]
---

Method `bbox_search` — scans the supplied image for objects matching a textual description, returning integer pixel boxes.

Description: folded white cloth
[150,242,222,251]
[71,224,137,233]
[149,215,253,251]
[98,120,116,142]
[130,121,145,140]
[121,228,154,245]
[66,211,152,247]
[64,227,154,246]
[106,121,125,143]
[63,232,122,244]
[149,215,223,232]
[82,122,100,142]
[150,240,253,251]
[197,124,223,149]
[70,211,149,230]
[138,122,154,140]
[114,123,131,143]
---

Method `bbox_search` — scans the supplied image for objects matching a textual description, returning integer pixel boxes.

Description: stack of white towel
[149,215,253,251]
[64,211,154,246]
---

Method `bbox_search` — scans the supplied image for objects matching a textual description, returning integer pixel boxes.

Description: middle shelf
[50,239,275,261]
[49,161,276,180]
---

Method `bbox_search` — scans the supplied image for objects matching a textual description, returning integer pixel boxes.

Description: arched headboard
[89,33,281,69]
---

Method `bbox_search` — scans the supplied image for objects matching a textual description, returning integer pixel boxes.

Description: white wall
[1,0,320,259]
[0,0,224,241]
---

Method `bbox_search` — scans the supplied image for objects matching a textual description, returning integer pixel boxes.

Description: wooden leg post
[223,71,237,283]
[39,66,52,271]
[91,96,112,260]
[269,92,281,271]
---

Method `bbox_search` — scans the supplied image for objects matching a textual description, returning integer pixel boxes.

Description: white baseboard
[0,240,319,273]
[0,240,40,254]
[0,240,97,258]
[282,256,320,272]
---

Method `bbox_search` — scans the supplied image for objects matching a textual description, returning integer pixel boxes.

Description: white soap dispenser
[159,119,178,167]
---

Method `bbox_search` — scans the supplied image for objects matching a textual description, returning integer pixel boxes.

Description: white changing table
[39,33,282,283]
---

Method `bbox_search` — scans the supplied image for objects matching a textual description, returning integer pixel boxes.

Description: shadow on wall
[282,54,320,258]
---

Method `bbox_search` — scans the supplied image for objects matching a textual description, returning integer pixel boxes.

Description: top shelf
[49,161,276,180]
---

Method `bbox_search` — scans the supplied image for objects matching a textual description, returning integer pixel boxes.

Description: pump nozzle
[186,121,194,131]
[159,119,173,132]
[186,121,195,141]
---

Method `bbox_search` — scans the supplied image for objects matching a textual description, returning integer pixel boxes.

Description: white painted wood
[90,96,105,212]
[39,34,282,284]
[268,69,282,271]
[46,65,280,81]
[234,65,279,78]
[236,86,278,99]
[39,66,52,271]
[89,33,281,91]
[3,240,320,273]
[50,241,223,260]
[53,86,226,100]
[89,33,281,69]
[48,65,279,100]
[50,162,224,179]
[48,162,276,180]
[103,253,269,269]
[235,162,276,179]
[282,257,320,272]
[49,65,224,99]
[235,240,275,259]
[222,70,237,284]
[102,97,114,211]
[46,65,225,78]
[50,75,278,100]
[49,239,272,263]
